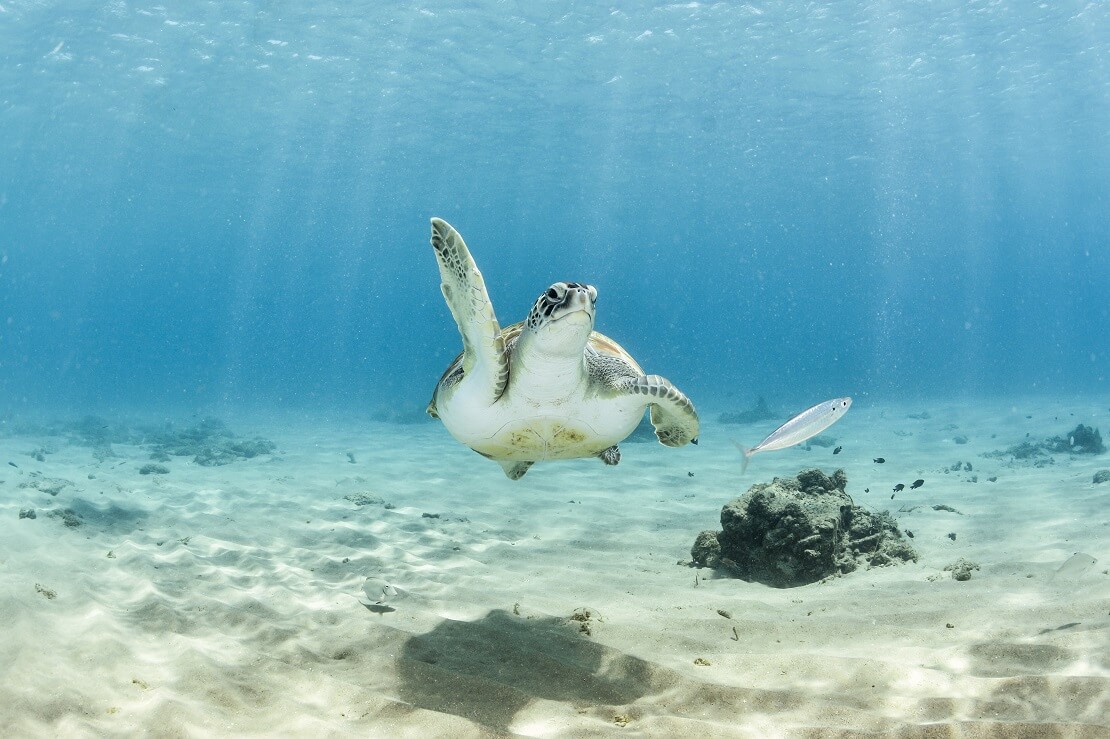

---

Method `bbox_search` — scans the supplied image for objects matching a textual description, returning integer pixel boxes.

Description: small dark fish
[864,487,870,493]
[687,471,694,477]
[910,479,924,489]
[893,483,905,492]
[905,530,915,538]
[890,493,896,499]
[832,446,842,455]
[873,458,885,464]
[7,461,17,468]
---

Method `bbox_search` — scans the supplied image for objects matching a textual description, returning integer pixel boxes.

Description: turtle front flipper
[429,218,510,403]
[622,375,700,447]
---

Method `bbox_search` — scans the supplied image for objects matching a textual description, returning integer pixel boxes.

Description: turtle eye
[545,287,561,301]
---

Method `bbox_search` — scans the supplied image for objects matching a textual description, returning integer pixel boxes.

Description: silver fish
[734,397,852,473]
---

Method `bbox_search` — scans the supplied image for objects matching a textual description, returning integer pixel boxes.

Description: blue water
[1,1,1107,417]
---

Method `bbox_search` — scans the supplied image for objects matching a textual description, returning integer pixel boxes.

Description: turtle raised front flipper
[621,375,700,447]
[429,218,509,405]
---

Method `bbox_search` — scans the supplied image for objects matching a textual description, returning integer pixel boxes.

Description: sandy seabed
[1,396,1107,737]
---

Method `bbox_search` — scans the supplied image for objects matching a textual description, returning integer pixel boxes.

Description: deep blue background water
[1,1,1107,418]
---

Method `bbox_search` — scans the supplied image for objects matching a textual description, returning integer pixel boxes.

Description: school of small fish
[731,399,939,502]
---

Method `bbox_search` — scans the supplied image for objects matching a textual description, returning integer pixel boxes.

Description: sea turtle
[424,217,699,480]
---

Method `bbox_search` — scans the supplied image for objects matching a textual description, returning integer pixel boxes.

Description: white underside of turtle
[424,217,700,480]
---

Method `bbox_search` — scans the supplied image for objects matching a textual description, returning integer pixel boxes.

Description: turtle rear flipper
[498,460,534,480]
[622,375,700,447]
[597,445,621,466]
[430,218,510,403]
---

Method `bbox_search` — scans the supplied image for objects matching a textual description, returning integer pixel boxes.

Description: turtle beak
[558,283,595,321]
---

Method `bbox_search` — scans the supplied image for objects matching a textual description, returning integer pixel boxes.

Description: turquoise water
[1,2,1106,417]
[1,5,1109,734]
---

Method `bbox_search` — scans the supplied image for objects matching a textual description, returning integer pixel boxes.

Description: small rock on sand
[345,492,384,506]
[691,468,917,587]
[944,558,980,581]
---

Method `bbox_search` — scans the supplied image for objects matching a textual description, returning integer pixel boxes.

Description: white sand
[1,397,1108,737]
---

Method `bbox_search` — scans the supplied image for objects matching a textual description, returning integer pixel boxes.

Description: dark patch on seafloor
[62,415,146,460]
[47,508,83,528]
[718,396,777,425]
[690,468,917,588]
[19,474,75,497]
[983,424,1105,467]
[23,415,277,466]
[145,417,276,466]
[393,607,809,733]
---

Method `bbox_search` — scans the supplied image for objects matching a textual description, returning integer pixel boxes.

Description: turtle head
[523,281,597,356]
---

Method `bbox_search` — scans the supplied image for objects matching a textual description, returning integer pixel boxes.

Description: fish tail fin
[732,440,755,474]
